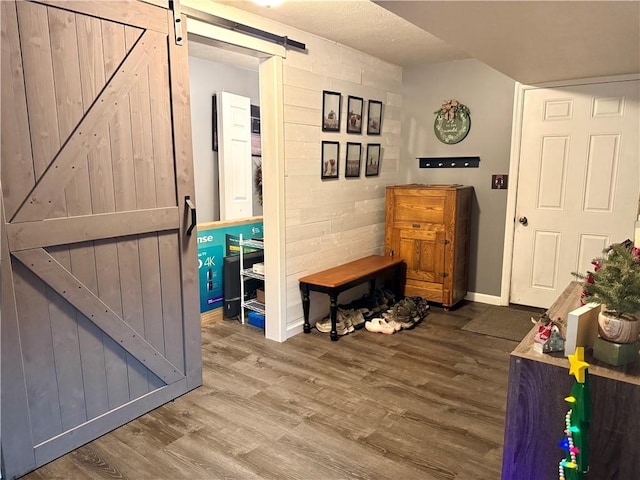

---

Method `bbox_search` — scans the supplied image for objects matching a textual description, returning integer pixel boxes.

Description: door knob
[518,216,528,226]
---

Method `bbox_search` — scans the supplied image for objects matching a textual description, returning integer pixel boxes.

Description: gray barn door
[1,1,201,478]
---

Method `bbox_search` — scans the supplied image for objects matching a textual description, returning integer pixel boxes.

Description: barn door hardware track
[181,5,306,51]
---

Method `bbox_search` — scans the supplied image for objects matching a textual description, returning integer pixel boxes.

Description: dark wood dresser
[502,328,640,479]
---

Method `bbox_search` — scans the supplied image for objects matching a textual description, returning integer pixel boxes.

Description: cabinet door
[393,227,446,284]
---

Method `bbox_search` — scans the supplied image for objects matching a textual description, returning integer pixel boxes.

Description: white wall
[281,37,404,332]
[188,56,261,223]
[184,1,401,336]
[401,59,516,298]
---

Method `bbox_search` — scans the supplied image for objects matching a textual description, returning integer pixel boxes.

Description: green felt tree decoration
[559,347,590,480]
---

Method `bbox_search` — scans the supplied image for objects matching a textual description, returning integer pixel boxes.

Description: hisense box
[196,220,263,313]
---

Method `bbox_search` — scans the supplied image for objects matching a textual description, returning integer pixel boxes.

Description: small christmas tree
[558,347,590,480]
[574,241,640,318]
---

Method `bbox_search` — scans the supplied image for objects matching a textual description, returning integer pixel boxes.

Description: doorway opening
[188,39,262,223]
[186,30,287,342]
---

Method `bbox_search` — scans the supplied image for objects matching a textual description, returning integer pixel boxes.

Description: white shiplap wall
[282,37,403,332]
[182,1,403,336]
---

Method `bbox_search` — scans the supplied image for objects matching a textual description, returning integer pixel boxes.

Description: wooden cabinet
[502,329,640,479]
[384,184,473,308]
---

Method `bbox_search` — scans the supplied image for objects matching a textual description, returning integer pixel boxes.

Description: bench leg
[394,262,406,299]
[301,284,311,334]
[329,293,338,341]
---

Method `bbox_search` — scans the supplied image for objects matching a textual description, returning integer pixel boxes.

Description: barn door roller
[169,0,183,45]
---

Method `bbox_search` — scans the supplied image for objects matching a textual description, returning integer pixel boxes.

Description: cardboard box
[256,288,265,303]
[593,337,639,366]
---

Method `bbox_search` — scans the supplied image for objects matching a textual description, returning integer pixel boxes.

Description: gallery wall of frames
[321,90,383,180]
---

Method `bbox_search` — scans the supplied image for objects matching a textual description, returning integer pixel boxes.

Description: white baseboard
[286,320,305,339]
[465,292,506,306]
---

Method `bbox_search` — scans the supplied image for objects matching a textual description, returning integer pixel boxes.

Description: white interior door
[511,80,639,308]
[218,91,252,220]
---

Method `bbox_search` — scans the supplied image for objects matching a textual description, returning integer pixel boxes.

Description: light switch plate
[492,174,508,189]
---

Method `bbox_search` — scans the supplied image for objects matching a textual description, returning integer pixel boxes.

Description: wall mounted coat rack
[418,156,480,168]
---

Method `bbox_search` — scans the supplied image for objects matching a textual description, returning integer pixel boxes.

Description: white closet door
[218,91,252,220]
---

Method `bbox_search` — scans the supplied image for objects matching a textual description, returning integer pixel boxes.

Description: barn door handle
[185,196,196,236]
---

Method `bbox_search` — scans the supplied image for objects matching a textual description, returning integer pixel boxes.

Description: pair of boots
[385,296,430,328]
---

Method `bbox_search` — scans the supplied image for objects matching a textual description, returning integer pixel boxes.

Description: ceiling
[201,0,639,84]
[377,1,640,84]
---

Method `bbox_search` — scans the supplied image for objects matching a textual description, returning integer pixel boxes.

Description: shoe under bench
[298,255,405,341]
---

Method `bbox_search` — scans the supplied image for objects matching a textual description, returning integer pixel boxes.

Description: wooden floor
[22,302,519,480]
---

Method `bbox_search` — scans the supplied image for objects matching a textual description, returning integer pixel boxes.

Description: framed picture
[212,94,218,151]
[345,142,362,178]
[322,90,341,132]
[321,141,340,179]
[367,100,383,135]
[346,95,363,134]
[365,143,381,177]
[251,104,261,156]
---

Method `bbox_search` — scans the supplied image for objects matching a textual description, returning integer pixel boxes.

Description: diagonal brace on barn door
[13,248,185,385]
[32,0,168,34]
[11,28,166,224]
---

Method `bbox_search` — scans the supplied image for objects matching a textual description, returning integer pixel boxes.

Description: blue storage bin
[248,311,265,329]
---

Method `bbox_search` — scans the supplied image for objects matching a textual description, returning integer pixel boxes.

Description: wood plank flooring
[21,301,519,480]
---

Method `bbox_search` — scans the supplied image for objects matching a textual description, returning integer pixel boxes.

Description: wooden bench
[299,255,405,341]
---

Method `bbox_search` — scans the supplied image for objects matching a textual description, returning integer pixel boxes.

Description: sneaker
[408,296,430,324]
[348,309,366,328]
[384,316,403,332]
[371,295,390,315]
[364,317,396,335]
[336,321,351,335]
[341,309,356,333]
[394,298,417,318]
[354,294,379,311]
[381,288,397,304]
[315,316,332,333]
[315,309,352,335]
[373,288,386,306]
[383,309,415,330]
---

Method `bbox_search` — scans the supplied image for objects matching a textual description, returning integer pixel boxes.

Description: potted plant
[573,241,640,343]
